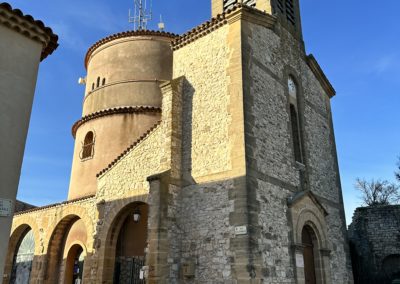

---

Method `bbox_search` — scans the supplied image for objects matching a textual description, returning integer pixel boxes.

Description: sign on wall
[0,199,12,217]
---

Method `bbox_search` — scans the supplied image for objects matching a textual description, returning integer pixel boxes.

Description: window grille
[223,0,256,11]
[285,0,296,25]
[276,0,284,13]
[81,131,95,160]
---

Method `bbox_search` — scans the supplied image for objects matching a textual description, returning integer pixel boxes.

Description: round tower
[68,31,175,200]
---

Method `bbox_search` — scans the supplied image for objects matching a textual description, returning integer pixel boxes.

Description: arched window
[288,76,303,163]
[96,77,100,88]
[81,131,94,160]
[102,78,106,86]
[92,83,95,91]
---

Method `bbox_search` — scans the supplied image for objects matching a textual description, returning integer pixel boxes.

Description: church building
[3,0,354,283]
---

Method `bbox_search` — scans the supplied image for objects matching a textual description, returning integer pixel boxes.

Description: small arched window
[96,77,100,88]
[102,78,106,86]
[288,77,303,163]
[82,131,95,160]
[92,83,95,91]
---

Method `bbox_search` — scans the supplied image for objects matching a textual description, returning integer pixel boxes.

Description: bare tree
[396,157,400,182]
[355,178,400,206]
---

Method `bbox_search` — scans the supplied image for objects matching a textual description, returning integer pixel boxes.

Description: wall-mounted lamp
[133,207,141,223]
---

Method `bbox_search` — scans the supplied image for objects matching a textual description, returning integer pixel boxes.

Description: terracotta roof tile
[85,30,177,69]
[97,120,162,177]
[0,2,58,60]
[72,106,161,137]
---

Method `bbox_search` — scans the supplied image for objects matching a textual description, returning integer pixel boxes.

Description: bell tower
[211,0,302,39]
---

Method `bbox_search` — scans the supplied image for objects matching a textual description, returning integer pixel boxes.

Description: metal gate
[114,256,145,284]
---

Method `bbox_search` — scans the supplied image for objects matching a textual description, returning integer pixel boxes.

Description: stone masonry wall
[170,23,242,282]
[348,205,400,284]
[243,19,352,283]
[5,197,96,283]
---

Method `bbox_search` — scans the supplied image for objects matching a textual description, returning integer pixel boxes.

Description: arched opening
[64,244,85,284]
[96,77,100,88]
[102,78,106,86]
[9,229,35,284]
[302,226,317,284]
[102,202,148,283]
[382,254,400,283]
[288,76,304,163]
[81,131,94,159]
[45,215,83,283]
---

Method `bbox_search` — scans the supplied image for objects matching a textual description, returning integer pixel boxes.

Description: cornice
[0,2,58,61]
[172,4,276,51]
[96,121,162,178]
[306,54,336,98]
[85,30,177,69]
[14,195,95,216]
[72,106,161,138]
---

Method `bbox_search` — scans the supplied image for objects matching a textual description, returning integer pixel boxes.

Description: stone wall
[4,197,96,283]
[348,205,400,284]
[242,16,352,283]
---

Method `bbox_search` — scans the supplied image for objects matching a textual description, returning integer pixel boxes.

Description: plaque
[235,226,247,235]
[296,253,304,268]
[0,199,12,217]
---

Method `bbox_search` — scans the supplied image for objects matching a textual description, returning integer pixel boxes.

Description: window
[288,77,303,163]
[102,78,106,86]
[81,131,95,160]
[223,0,255,11]
[92,83,95,91]
[96,77,100,88]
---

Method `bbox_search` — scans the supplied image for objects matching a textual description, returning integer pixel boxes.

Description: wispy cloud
[373,54,397,75]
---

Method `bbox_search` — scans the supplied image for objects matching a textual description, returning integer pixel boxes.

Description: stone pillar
[0,4,57,280]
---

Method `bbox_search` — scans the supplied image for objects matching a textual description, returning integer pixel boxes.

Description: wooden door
[302,227,317,284]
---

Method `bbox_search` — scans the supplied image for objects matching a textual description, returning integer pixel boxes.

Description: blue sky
[7,0,400,225]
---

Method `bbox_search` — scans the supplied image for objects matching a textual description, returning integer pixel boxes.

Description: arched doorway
[64,244,85,284]
[302,226,317,284]
[101,202,148,283]
[10,229,35,284]
[45,215,88,283]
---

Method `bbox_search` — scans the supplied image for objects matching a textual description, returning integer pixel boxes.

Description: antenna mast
[129,0,152,30]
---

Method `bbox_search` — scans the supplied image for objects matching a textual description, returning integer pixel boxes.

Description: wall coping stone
[0,2,58,60]
[71,105,161,137]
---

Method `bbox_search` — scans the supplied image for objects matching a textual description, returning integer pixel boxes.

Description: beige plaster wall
[0,24,43,281]
[68,112,160,199]
[83,36,173,115]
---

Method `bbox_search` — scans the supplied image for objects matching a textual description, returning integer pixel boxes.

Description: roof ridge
[72,105,161,137]
[96,120,162,177]
[172,3,272,50]
[0,2,58,60]
[14,195,96,216]
[85,30,177,69]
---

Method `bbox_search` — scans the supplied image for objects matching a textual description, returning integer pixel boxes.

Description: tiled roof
[172,3,275,50]
[0,2,58,60]
[14,195,95,216]
[72,106,161,137]
[85,30,177,69]
[97,120,162,177]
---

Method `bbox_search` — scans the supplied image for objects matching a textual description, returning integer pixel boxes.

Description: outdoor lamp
[133,207,141,223]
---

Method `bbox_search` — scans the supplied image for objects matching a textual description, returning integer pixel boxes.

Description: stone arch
[64,242,87,284]
[294,209,328,249]
[44,205,94,253]
[95,195,149,283]
[42,206,93,284]
[3,217,41,283]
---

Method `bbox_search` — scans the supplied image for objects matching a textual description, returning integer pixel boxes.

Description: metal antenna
[129,0,153,30]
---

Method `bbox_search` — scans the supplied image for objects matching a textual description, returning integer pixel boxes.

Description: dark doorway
[65,244,84,284]
[302,226,317,284]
